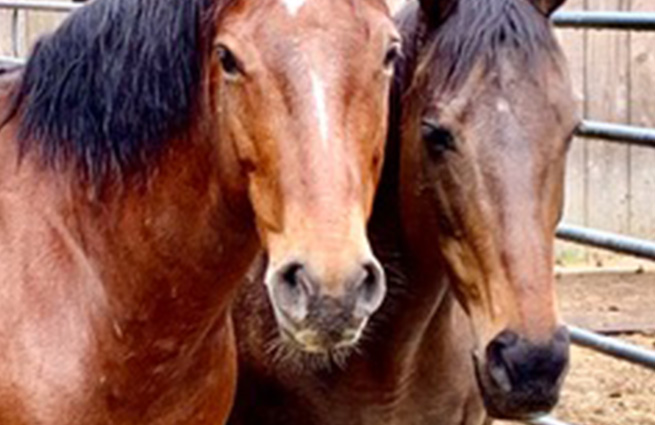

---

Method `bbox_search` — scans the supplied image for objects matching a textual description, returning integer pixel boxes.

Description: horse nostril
[484,329,570,398]
[272,262,313,322]
[359,263,380,301]
[354,260,386,315]
[281,262,303,291]
[486,330,519,393]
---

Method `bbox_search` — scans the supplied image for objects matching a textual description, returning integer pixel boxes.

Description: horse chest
[0,316,236,425]
[311,301,485,425]
[304,382,478,425]
[0,238,234,424]
[0,297,102,424]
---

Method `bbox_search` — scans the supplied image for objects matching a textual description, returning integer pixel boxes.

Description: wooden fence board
[24,10,65,55]
[582,0,632,265]
[628,0,655,240]
[0,9,19,57]
[556,0,588,264]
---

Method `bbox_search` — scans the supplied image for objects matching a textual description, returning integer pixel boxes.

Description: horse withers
[0,0,398,423]
[230,0,579,423]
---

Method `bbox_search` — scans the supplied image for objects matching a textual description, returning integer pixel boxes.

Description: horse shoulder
[0,90,106,420]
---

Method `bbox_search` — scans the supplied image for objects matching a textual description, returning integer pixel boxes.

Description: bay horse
[230,0,579,423]
[0,0,399,423]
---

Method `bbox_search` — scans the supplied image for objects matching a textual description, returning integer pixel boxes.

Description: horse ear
[530,0,567,16]
[418,0,457,24]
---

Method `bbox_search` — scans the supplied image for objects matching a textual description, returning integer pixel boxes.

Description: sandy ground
[553,271,655,425]
[553,333,655,425]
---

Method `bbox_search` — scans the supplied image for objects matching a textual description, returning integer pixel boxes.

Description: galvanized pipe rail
[577,120,655,148]
[553,11,655,30]
[532,14,655,425]
[0,0,80,12]
[556,223,655,260]
[0,55,24,66]
[569,326,655,370]
[526,326,655,425]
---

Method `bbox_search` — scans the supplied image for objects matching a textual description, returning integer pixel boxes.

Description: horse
[229,0,579,423]
[0,0,399,423]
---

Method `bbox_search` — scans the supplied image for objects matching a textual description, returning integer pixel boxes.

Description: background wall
[0,3,68,58]
[556,0,655,268]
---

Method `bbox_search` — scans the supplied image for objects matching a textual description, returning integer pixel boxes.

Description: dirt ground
[552,333,655,425]
[512,271,655,424]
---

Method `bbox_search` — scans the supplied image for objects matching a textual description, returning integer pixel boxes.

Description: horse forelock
[409,0,560,101]
[8,0,235,186]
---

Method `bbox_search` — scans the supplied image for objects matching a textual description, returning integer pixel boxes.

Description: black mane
[414,0,560,95]
[7,0,228,184]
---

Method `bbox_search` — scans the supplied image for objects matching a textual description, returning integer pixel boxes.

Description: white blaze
[310,70,329,145]
[281,0,306,15]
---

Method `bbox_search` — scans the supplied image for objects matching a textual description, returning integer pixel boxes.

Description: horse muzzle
[266,259,386,353]
[474,326,570,420]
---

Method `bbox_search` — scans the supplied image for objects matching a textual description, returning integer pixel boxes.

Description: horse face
[399,0,578,418]
[213,0,399,353]
[409,63,577,418]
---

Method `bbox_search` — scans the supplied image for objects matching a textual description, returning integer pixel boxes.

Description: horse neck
[81,137,258,334]
[2,101,258,351]
[368,140,455,370]
[366,164,473,405]
[0,73,257,423]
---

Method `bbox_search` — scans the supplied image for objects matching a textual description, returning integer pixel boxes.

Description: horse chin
[271,325,361,372]
[472,351,559,421]
[283,323,360,351]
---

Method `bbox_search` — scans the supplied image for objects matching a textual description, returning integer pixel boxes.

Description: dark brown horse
[230,0,579,423]
[0,0,399,423]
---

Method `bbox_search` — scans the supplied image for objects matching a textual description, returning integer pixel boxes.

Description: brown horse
[230,0,579,423]
[0,0,399,423]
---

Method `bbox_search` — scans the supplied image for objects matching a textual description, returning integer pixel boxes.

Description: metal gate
[531,10,655,425]
[1,2,654,424]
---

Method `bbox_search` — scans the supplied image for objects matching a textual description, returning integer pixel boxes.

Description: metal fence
[1,3,654,425]
[535,10,655,425]
[0,0,80,66]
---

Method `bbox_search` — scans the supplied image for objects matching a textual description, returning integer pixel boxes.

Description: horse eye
[217,45,243,77]
[421,122,456,156]
[384,43,402,71]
